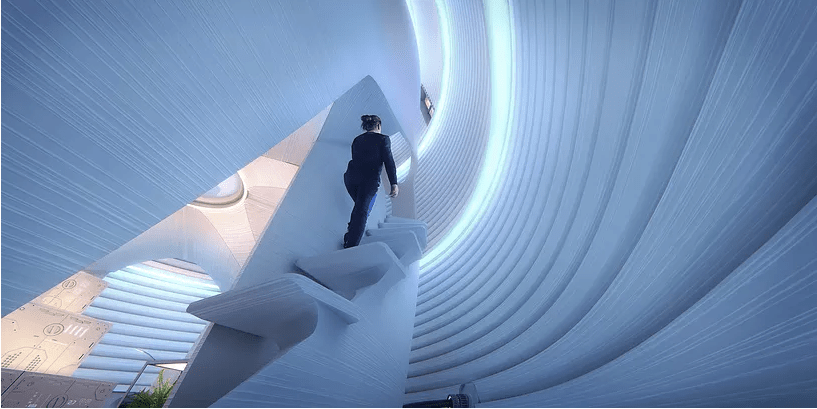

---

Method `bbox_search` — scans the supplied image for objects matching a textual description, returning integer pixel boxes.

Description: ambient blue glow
[419,0,515,269]
[397,158,411,182]
[127,264,220,290]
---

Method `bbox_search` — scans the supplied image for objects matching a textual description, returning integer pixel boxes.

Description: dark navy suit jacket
[345,131,398,186]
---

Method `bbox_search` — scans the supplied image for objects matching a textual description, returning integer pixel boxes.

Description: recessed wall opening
[421,84,435,124]
[191,174,246,208]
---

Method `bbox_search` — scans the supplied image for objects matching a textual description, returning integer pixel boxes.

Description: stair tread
[296,242,405,300]
[187,274,359,338]
[360,230,422,265]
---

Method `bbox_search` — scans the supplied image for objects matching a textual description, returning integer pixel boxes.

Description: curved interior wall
[407,0,817,406]
[413,0,492,250]
[406,0,444,106]
[1,0,423,316]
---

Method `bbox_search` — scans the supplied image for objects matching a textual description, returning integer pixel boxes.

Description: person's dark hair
[361,115,382,132]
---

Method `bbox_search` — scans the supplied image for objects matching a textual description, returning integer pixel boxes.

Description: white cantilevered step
[373,221,428,250]
[385,215,428,227]
[360,230,422,265]
[296,242,405,300]
[186,273,360,339]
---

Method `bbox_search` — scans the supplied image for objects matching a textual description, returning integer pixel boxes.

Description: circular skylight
[192,174,245,207]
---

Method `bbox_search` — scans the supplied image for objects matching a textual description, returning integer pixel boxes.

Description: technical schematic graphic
[1,368,115,408]
[1,303,111,377]
[31,272,108,314]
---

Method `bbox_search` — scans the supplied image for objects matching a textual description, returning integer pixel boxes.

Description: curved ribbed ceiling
[407,0,817,405]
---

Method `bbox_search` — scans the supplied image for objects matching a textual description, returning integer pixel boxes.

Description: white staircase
[177,216,427,407]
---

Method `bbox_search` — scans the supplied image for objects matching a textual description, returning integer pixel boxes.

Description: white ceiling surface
[264,104,332,166]
[406,0,817,406]
[1,0,422,315]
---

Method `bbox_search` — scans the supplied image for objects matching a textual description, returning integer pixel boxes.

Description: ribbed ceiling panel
[76,263,220,392]
[413,0,491,250]
[406,0,817,405]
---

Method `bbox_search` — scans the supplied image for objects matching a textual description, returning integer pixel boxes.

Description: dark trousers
[343,172,378,248]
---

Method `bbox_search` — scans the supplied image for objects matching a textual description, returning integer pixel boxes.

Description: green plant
[125,370,176,408]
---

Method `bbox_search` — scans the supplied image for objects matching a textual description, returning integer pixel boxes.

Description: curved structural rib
[407,0,817,406]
